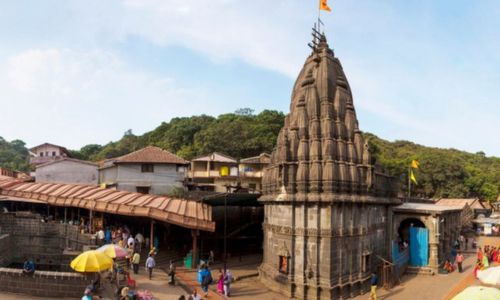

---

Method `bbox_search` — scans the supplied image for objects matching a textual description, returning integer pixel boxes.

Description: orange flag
[320,0,332,12]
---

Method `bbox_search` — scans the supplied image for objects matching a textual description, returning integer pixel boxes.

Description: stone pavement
[100,267,186,300]
[348,253,477,300]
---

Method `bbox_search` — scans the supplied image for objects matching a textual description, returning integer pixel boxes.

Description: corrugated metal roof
[0,175,214,232]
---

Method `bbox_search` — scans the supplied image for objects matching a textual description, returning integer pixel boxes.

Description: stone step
[406,266,435,275]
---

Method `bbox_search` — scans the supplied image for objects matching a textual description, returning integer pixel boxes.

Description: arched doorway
[398,218,429,267]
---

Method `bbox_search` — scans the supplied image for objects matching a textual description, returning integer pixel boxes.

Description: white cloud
[0,48,216,149]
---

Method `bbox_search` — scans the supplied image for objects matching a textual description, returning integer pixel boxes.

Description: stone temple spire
[262,33,375,200]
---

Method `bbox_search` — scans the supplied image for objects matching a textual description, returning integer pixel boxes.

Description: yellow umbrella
[70,250,113,272]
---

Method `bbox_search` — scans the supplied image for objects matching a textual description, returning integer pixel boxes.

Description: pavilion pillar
[150,220,155,250]
[64,207,67,223]
[89,210,93,233]
[192,230,199,269]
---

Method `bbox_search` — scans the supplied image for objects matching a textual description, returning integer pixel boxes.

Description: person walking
[145,254,156,280]
[168,260,176,285]
[131,251,140,274]
[456,252,464,273]
[370,272,378,300]
[223,268,232,297]
[197,264,212,298]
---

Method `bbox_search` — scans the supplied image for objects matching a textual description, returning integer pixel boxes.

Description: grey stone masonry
[0,267,92,298]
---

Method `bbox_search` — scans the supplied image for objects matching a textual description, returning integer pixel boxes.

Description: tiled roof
[29,143,69,153]
[113,146,188,165]
[192,152,237,163]
[0,175,214,232]
[435,198,479,209]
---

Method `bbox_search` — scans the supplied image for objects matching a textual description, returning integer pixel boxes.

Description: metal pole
[64,207,67,223]
[407,166,411,201]
[224,193,227,261]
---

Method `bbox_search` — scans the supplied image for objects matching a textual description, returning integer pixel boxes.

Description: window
[362,252,371,273]
[136,186,150,194]
[141,164,154,173]
[52,151,56,156]
[249,183,257,190]
[40,152,44,157]
[177,165,185,173]
[279,256,289,274]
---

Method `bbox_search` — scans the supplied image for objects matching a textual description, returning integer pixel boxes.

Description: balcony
[240,170,263,178]
[189,170,238,178]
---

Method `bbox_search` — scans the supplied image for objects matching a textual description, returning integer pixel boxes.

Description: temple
[258,32,400,299]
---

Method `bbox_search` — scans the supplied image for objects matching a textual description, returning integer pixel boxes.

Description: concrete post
[150,220,154,250]
[192,229,199,269]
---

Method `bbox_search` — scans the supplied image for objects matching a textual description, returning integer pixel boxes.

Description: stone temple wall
[260,202,391,299]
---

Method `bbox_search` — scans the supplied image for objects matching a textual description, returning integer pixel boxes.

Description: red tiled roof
[0,175,214,232]
[113,146,188,165]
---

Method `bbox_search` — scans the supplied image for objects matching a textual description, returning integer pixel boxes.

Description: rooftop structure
[29,143,70,166]
[0,175,214,231]
[99,146,188,195]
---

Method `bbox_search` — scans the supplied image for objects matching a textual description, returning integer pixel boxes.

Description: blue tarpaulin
[409,227,429,266]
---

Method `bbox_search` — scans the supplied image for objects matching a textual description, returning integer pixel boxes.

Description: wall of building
[115,163,184,195]
[0,212,95,265]
[36,160,98,185]
[0,234,12,267]
[260,201,391,300]
[0,268,91,298]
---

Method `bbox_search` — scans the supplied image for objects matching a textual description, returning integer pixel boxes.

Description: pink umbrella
[97,244,129,258]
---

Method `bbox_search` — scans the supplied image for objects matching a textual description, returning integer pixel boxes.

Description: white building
[99,146,188,195]
[29,143,70,166]
[35,158,98,185]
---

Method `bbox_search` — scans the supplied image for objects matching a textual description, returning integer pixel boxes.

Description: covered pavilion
[0,175,215,268]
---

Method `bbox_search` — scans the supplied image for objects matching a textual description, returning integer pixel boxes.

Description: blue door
[409,227,428,266]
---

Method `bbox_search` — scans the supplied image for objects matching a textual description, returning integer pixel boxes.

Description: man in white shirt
[97,228,105,246]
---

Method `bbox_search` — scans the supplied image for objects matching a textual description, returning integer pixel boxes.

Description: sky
[0,0,499,156]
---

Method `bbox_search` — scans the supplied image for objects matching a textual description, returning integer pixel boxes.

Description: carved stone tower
[258,33,399,299]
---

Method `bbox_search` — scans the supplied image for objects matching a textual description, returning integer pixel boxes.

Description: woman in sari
[217,269,224,294]
[482,251,489,268]
[473,259,483,278]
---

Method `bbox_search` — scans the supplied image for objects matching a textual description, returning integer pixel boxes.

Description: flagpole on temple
[407,166,412,201]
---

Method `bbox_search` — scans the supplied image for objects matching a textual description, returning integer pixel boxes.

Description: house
[99,146,188,195]
[434,198,474,229]
[187,152,239,192]
[29,143,70,166]
[239,153,270,192]
[35,158,98,185]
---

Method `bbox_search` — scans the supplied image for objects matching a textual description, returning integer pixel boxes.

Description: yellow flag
[411,159,419,169]
[410,170,418,185]
[320,0,332,12]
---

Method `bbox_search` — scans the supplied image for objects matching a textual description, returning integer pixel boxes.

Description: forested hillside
[1,109,498,201]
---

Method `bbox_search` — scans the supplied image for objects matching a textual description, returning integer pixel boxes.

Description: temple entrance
[398,218,429,267]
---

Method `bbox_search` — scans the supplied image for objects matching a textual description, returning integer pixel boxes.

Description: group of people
[196,263,232,298]
[474,244,500,278]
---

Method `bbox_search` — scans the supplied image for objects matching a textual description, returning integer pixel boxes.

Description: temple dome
[262,35,380,199]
